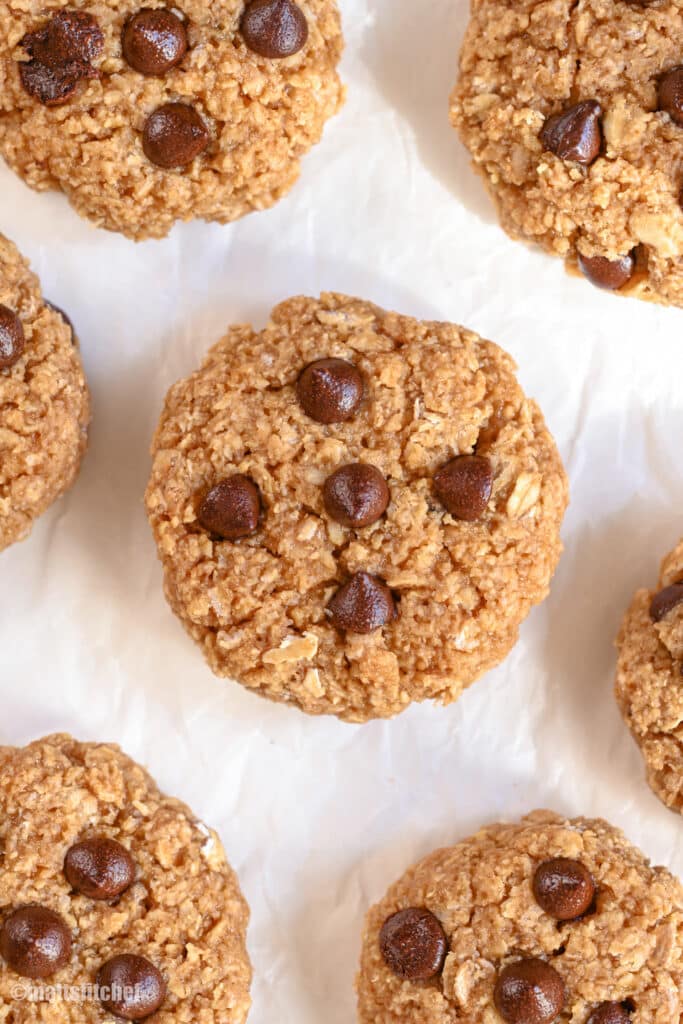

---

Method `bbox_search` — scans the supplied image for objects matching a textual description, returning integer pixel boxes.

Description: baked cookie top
[0,733,251,1022]
[0,233,89,552]
[616,537,683,814]
[145,293,568,723]
[0,0,344,240]
[451,0,683,306]
[358,810,683,1023]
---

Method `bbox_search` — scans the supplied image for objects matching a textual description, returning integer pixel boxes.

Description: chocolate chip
[198,476,261,540]
[533,858,596,921]
[659,68,683,126]
[296,358,364,424]
[578,251,635,291]
[241,0,308,58]
[323,464,390,528]
[142,102,209,169]
[45,300,75,336]
[0,906,72,979]
[327,572,397,633]
[433,454,493,521]
[97,954,166,1020]
[541,101,603,165]
[0,305,25,369]
[19,10,103,107]
[122,9,188,75]
[587,1004,631,1024]
[494,958,566,1024]
[650,583,683,622]
[379,908,448,980]
[64,837,136,900]
[23,9,103,64]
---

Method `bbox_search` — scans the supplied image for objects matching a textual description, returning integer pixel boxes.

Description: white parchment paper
[3,1,683,1020]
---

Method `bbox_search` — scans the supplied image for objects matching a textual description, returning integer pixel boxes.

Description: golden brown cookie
[451,0,683,306]
[358,810,683,1023]
[0,733,252,1022]
[0,1,344,240]
[145,293,568,723]
[616,537,683,814]
[0,234,89,553]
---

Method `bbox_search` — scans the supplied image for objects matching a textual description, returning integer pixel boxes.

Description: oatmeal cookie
[358,810,683,1024]
[145,292,568,723]
[0,0,344,240]
[0,233,89,552]
[616,537,683,814]
[451,0,683,306]
[0,733,252,1023]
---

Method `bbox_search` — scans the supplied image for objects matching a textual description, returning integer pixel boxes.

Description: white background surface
[3,1,683,1020]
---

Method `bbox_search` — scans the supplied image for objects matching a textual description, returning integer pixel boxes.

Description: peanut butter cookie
[358,810,683,1023]
[0,0,344,240]
[145,293,568,723]
[0,733,252,1022]
[0,233,89,552]
[451,0,683,305]
[616,537,683,814]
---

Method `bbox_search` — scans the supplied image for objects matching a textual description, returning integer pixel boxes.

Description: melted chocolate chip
[433,454,493,521]
[20,10,103,107]
[123,9,188,75]
[323,464,389,528]
[533,858,596,921]
[494,958,566,1024]
[379,908,448,980]
[650,583,683,622]
[327,572,397,633]
[64,837,136,900]
[0,906,72,979]
[198,476,262,540]
[0,305,25,369]
[587,1004,631,1024]
[142,102,209,168]
[97,954,166,1020]
[241,0,308,58]
[540,101,603,165]
[659,68,683,126]
[578,252,635,291]
[296,358,364,424]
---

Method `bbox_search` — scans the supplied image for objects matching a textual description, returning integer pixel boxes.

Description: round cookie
[0,233,89,552]
[451,0,683,306]
[0,0,344,241]
[145,292,568,723]
[616,537,683,814]
[0,733,252,1022]
[358,810,683,1023]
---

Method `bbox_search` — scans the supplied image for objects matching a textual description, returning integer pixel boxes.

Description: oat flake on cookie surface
[145,293,568,723]
[357,811,683,1024]
[0,733,252,1023]
[0,233,89,553]
[0,0,344,240]
[451,0,683,305]
[616,537,683,815]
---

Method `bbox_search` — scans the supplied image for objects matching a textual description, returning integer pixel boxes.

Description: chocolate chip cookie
[0,1,344,240]
[145,293,568,723]
[0,734,251,1022]
[0,233,89,553]
[451,0,683,305]
[616,537,683,814]
[358,810,683,1023]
